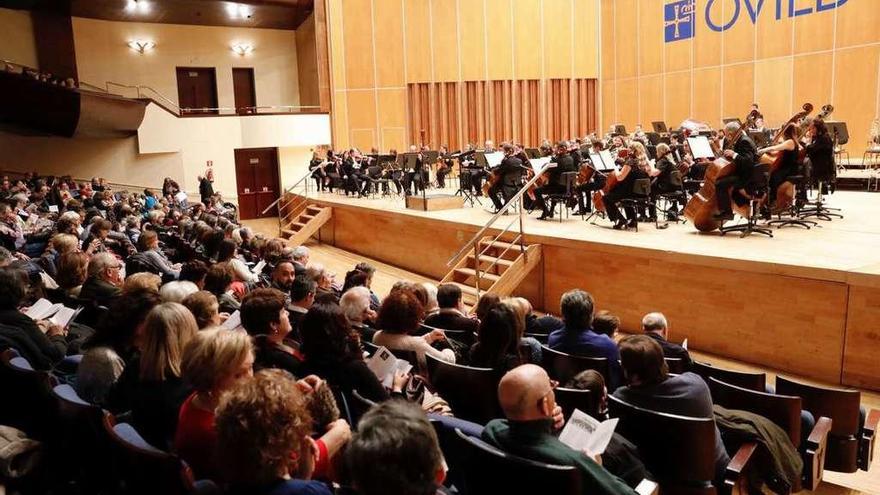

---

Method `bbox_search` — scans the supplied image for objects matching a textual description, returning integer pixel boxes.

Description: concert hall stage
[305,189,880,392]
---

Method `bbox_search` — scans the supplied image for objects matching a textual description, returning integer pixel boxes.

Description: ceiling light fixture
[231,43,254,56]
[225,3,252,19]
[127,39,156,54]
[126,0,151,13]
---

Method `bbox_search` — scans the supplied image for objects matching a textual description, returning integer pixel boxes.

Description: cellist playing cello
[713,121,758,222]
[756,123,800,218]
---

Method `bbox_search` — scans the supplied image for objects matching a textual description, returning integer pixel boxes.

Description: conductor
[713,122,757,221]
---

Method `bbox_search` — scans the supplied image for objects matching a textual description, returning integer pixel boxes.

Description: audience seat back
[52,384,117,491]
[349,389,379,429]
[608,395,718,493]
[775,375,862,472]
[692,361,766,392]
[708,377,802,448]
[453,428,582,495]
[102,412,198,495]
[665,357,687,375]
[426,354,502,425]
[540,345,609,384]
[553,387,601,420]
[0,349,58,439]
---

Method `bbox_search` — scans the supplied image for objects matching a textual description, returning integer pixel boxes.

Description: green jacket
[481,418,638,495]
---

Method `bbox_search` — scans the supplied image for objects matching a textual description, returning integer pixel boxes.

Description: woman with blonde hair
[56,251,89,297]
[603,140,651,230]
[123,272,162,294]
[108,302,198,449]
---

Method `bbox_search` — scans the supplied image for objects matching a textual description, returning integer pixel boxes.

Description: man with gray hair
[291,245,309,275]
[641,312,692,370]
[79,252,122,306]
[548,289,622,390]
[713,120,758,221]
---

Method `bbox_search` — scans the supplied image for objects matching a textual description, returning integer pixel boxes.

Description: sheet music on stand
[686,136,715,160]
[530,157,553,174]
[597,150,617,171]
[484,151,504,168]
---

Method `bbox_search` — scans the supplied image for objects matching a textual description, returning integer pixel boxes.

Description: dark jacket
[424,309,480,335]
[806,134,834,181]
[482,418,638,495]
[0,310,67,368]
[731,134,758,182]
[78,276,121,307]
[253,335,303,376]
[300,357,389,404]
[645,332,692,371]
[199,177,214,201]
[549,326,623,391]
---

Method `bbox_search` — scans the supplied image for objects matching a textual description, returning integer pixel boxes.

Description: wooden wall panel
[842,285,880,390]
[600,0,615,81]
[614,0,638,79]
[332,89,350,149]
[721,63,754,121]
[792,53,833,117]
[836,0,880,48]
[341,0,375,89]
[381,128,406,152]
[431,0,459,82]
[664,71,691,127]
[833,46,880,157]
[637,0,664,76]
[694,0,722,68]
[756,0,793,60]
[574,0,599,79]
[722,9,755,65]
[639,75,663,127]
[377,88,407,145]
[350,128,376,150]
[601,80,616,133]
[616,78,638,130]
[346,91,378,131]
[755,58,793,127]
[793,4,835,54]
[327,0,346,90]
[374,0,405,87]
[693,67,721,128]
[486,0,515,80]
[404,0,432,83]
[512,0,541,80]
[664,35,692,73]
[542,0,573,79]
[459,0,487,81]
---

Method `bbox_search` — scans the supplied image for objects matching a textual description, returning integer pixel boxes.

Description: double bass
[759,103,814,172]
[757,103,815,211]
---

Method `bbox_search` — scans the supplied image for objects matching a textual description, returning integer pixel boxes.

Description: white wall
[0,8,38,68]
[72,16,300,110]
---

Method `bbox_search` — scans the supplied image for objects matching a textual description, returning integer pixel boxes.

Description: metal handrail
[446,164,553,267]
[261,168,316,216]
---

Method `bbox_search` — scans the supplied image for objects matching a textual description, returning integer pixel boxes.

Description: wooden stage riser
[315,201,876,391]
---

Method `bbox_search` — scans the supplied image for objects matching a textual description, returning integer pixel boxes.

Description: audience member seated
[182,290,223,329]
[179,260,209,289]
[56,251,89,298]
[423,283,479,340]
[288,274,316,341]
[373,289,455,367]
[243,288,303,375]
[301,303,407,404]
[292,245,310,274]
[76,288,162,405]
[482,364,638,495]
[340,286,378,342]
[641,312,691,370]
[215,369,334,495]
[269,260,296,292]
[136,230,181,279]
[549,289,622,390]
[0,267,69,369]
[353,261,380,310]
[123,272,162,293]
[592,310,621,342]
[472,292,501,322]
[422,282,439,318]
[159,280,199,303]
[217,239,257,284]
[107,302,198,450]
[204,263,240,313]
[79,252,123,307]
[612,335,729,484]
[175,328,254,480]
[345,400,449,495]
[308,263,339,304]
[469,300,540,370]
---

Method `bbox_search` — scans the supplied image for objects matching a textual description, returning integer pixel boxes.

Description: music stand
[748,131,769,149]
[454,150,480,207]
[652,121,668,134]
[613,124,627,136]
[646,132,662,146]
[525,148,541,159]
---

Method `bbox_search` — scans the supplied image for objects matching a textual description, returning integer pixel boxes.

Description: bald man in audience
[482,364,638,495]
[641,312,691,370]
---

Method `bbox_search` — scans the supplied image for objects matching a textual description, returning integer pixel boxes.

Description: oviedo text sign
[664,0,850,42]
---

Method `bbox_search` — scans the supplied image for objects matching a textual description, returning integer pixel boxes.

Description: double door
[235,148,280,220]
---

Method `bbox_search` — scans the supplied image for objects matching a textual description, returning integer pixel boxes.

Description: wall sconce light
[127,40,156,54]
[231,43,254,56]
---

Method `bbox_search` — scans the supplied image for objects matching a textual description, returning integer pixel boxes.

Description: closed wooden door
[232,68,256,114]
[175,67,218,114]
[234,148,280,220]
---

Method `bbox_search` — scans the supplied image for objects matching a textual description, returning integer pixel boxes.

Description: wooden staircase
[278,194,332,246]
[441,237,542,311]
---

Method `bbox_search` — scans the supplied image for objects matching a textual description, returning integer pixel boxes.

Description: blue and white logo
[664,0,695,42]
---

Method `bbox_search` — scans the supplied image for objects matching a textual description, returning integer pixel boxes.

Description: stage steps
[441,237,542,311]
[278,195,332,245]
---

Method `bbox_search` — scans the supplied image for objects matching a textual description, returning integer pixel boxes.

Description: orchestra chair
[554,386,602,420]
[798,181,843,221]
[425,353,502,425]
[708,377,831,491]
[833,145,849,171]
[720,164,774,238]
[546,171,580,222]
[609,395,756,495]
[775,375,880,473]
[365,165,389,198]
[452,428,583,495]
[692,361,767,392]
[665,357,687,375]
[102,412,218,495]
[766,174,817,229]
[52,384,117,493]
[861,140,880,170]
[619,178,652,231]
[540,345,610,385]
[652,171,688,228]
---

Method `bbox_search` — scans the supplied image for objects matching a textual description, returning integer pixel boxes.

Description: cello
[757,103,815,211]
[759,103,813,172]
[591,148,627,213]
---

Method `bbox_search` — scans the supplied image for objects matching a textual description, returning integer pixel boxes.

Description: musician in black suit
[436,146,452,189]
[342,151,369,197]
[713,122,757,221]
[402,146,425,196]
[646,143,684,220]
[488,144,524,212]
[534,142,577,220]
